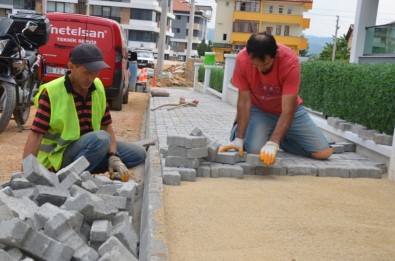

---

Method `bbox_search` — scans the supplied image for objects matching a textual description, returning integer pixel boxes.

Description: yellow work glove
[219,138,244,157]
[108,155,129,182]
[260,141,279,165]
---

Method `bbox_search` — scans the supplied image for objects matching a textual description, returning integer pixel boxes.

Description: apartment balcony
[260,13,308,25]
[193,23,201,31]
[274,35,308,50]
[233,10,263,22]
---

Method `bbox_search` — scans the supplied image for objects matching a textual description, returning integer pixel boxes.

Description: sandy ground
[163,175,395,261]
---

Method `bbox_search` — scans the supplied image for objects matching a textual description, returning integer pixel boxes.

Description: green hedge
[198,65,224,93]
[300,61,395,134]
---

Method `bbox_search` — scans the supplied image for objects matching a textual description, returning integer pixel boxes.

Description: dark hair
[246,32,278,60]
[129,51,137,61]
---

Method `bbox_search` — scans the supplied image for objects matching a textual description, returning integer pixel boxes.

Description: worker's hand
[108,155,129,181]
[260,141,279,165]
[219,138,244,157]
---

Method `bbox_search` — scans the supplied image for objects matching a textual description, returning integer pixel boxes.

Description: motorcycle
[0,15,47,134]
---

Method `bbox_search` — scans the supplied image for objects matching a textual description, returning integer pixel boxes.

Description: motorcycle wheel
[14,80,35,126]
[0,82,17,134]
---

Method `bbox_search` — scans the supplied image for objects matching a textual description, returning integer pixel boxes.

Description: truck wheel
[111,88,123,111]
[122,87,129,104]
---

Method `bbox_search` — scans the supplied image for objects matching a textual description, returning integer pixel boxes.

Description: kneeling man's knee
[311,147,333,160]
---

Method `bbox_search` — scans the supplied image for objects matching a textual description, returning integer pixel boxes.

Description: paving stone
[80,171,94,182]
[9,178,33,190]
[189,127,203,136]
[331,144,345,154]
[6,247,23,260]
[338,122,353,131]
[59,172,82,190]
[35,185,71,207]
[317,165,350,178]
[95,184,119,196]
[167,135,207,148]
[0,218,74,261]
[96,194,127,211]
[0,187,13,197]
[56,156,90,182]
[81,180,99,193]
[255,165,287,176]
[218,165,244,179]
[168,145,208,159]
[0,249,14,261]
[349,166,382,179]
[373,133,393,145]
[350,124,367,135]
[0,194,38,220]
[286,164,318,176]
[358,129,379,140]
[94,175,114,185]
[98,236,138,261]
[90,220,112,243]
[165,156,201,168]
[197,164,211,178]
[335,142,356,152]
[34,202,83,232]
[203,139,220,162]
[111,212,139,256]
[236,163,255,175]
[215,151,247,164]
[11,187,37,200]
[22,154,58,187]
[163,171,181,186]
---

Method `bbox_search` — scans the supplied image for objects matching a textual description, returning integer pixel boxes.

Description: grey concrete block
[59,172,82,190]
[373,133,393,145]
[236,163,255,175]
[165,156,201,168]
[331,144,345,154]
[189,127,203,136]
[246,154,262,167]
[218,165,244,179]
[163,171,181,186]
[9,178,33,190]
[96,184,120,196]
[35,185,71,207]
[0,249,14,261]
[203,139,220,162]
[287,165,318,176]
[318,165,350,178]
[0,194,38,220]
[94,175,114,185]
[80,171,94,182]
[358,129,379,140]
[0,187,13,197]
[168,145,208,159]
[349,166,382,179]
[0,202,14,222]
[96,194,127,211]
[56,156,90,182]
[197,165,211,178]
[35,202,83,232]
[327,117,346,128]
[255,164,287,176]
[118,181,138,199]
[11,186,37,200]
[350,124,367,135]
[111,212,139,256]
[335,142,356,152]
[6,247,23,260]
[338,122,353,131]
[98,236,138,261]
[81,180,99,193]
[215,151,247,164]
[0,218,74,261]
[90,220,112,243]
[22,154,59,187]
[210,163,223,178]
[167,135,207,148]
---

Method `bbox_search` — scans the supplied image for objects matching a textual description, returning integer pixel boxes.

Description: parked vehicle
[39,13,129,110]
[0,12,48,134]
[135,49,155,69]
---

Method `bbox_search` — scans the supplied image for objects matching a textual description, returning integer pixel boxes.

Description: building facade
[213,0,312,62]
[0,0,175,58]
[171,0,212,61]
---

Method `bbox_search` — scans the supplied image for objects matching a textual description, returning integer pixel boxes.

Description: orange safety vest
[137,68,148,83]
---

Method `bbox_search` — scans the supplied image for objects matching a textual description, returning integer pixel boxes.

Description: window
[268,5,273,13]
[93,6,120,22]
[176,15,181,20]
[129,30,157,43]
[284,26,290,36]
[173,28,180,34]
[279,5,284,14]
[276,25,282,35]
[235,0,261,12]
[131,9,156,21]
[47,1,74,12]
[223,34,227,40]
[287,7,292,14]
[233,20,259,33]
[266,27,273,35]
[13,0,35,10]
[226,2,230,6]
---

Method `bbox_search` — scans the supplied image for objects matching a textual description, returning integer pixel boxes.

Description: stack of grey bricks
[161,128,385,185]
[327,117,393,145]
[0,155,140,261]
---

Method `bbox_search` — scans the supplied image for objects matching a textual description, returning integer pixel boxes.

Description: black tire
[111,88,123,111]
[0,82,17,134]
[122,87,129,104]
[14,79,34,126]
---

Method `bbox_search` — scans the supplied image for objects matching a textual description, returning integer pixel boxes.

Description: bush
[300,61,395,134]
[197,65,224,92]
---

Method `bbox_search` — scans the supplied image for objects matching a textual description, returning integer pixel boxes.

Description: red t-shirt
[232,44,303,115]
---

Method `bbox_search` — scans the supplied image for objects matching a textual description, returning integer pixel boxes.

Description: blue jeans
[61,130,146,173]
[230,105,330,157]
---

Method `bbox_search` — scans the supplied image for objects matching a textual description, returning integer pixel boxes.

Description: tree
[299,43,309,57]
[318,34,350,61]
[197,39,213,57]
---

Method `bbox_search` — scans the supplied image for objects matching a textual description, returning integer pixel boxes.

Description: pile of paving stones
[161,128,386,185]
[0,155,140,261]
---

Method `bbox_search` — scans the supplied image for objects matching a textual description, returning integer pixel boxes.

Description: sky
[196,0,395,37]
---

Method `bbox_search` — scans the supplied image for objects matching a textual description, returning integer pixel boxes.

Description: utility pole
[186,0,196,58]
[332,15,339,61]
[156,0,168,76]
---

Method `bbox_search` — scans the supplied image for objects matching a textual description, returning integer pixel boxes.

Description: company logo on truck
[50,25,107,44]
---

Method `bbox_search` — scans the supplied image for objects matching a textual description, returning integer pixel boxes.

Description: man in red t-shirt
[220,32,332,165]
